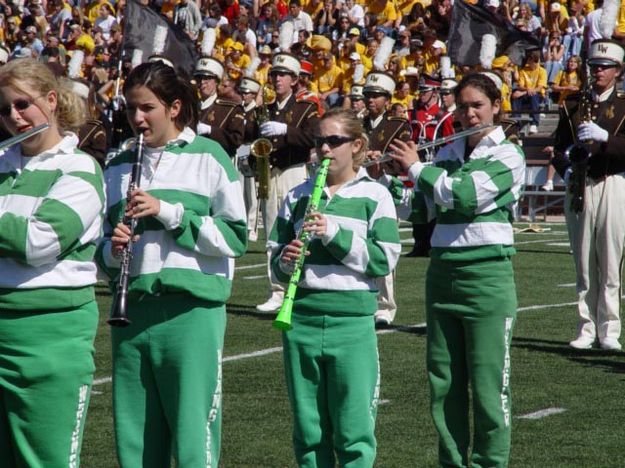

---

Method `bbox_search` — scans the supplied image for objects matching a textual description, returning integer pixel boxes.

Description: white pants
[239,174,258,234]
[375,272,397,322]
[566,174,625,342]
[261,163,308,296]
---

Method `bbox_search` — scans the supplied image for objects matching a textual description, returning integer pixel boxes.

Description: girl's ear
[170,98,182,119]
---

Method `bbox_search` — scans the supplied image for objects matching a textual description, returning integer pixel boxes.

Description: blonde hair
[0,58,86,131]
[319,108,369,170]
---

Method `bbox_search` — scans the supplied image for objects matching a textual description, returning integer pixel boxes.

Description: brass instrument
[566,63,593,213]
[361,124,494,168]
[250,84,276,199]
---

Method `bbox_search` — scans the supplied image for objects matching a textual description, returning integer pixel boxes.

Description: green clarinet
[273,157,331,331]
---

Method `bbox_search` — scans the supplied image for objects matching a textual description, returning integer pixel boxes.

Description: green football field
[81,222,625,467]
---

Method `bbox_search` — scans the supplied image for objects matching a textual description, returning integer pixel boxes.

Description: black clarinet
[108,134,145,327]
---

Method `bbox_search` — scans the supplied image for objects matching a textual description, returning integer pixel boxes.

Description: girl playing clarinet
[390,73,525,467]
[0,58,104,466]
[96,61,247,467]
[269,108,401,467]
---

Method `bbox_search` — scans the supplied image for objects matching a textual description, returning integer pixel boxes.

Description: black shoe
[405,248,429,258]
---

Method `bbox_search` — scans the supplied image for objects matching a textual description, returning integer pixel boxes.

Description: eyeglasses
[0,96,39,117]
[314,135,355,148]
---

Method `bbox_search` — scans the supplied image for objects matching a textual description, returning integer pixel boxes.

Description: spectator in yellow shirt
[368,0,398,33]
[551,55,582,106]
[225,42,251,81]
[312,52,344,107]
[511,50,547,134]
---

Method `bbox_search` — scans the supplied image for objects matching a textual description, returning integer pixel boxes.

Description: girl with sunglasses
[96,61,247,466]
[390,73,525,467]
[269,108,401,467]
[0,58,104,466]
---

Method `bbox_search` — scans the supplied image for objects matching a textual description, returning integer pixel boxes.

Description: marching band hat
[238,77,261,94]
[440,79,458,93]
[419,74,441,91]
[588,39,625,67]
[0,46,9,65]
[195,56,225,80]
[363,71,396,96]
[69,78,92,100]
[270,52,301,76]
[404,66,420,77]
[300,59,313,75]
[349,85,365,99]
[349,52,361,61]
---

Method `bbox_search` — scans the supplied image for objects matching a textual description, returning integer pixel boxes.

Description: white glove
[197,123,212,135]
[578,122,608,143]
[260,121,287,137]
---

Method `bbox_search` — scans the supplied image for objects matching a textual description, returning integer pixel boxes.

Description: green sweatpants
[282,312,380,468]
[0,301,98,468]
[111,295,226,468]
[426,258,517,468]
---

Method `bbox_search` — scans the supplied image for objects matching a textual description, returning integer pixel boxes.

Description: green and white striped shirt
[96,128,247,304]
[269,169,401,316]
[408,126,525,262]
[0,133,105,310]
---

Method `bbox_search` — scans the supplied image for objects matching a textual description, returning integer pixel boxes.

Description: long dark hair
[123,61,198,130]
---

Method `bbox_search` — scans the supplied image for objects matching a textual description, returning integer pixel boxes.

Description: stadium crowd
[0,0,622,139]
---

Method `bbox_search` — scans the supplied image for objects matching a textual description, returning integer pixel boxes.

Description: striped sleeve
[268,188,299,284]
[320,186,401,278]
[170,153,248,258]
[0,162,104,267]
[411,143,525,216]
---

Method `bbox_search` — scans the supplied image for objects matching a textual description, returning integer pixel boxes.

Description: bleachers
[515,108,566,221]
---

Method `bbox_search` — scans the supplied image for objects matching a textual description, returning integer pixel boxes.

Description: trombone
[361,124,494,168]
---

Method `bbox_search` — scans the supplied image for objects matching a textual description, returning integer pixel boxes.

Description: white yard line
[557,283,576,288]
[235,263,265,271]
[242,275,266,280]
[517,301,577,312]
[517,407,567,420]
[514,238,569,245]
[92,323,427,387]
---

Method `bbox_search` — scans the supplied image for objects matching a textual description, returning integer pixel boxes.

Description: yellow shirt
[396,0,417,15]
[313,64,344,94]
[617,0,625,34]
[227,53,251,80]
[518,65,548,97]
[423,48,441,76]
[368,0,398,24]
[501,82,511,112]
[254,63,270,86]
[553,70,581,105]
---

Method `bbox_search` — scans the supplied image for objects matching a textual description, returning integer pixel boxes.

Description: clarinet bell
[108,290,132,327]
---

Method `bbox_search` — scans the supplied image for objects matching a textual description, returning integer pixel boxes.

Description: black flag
[122,0,198,77]
[447,0,540,67]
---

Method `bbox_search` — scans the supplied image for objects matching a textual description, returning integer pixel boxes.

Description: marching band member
[269,108,400,467]
[390,73,525,468]
[195,56,245,157]
[0,58,104,467]
[96,61,247,466]
[552,39,625,351]
[362,71,411,327]
[255,52,320,313]
[348,84,367,119]
[238,76,262,240]
[69,77,109,166]
[295,59,324,116]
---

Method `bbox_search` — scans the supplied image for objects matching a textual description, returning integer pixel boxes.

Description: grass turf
[81,222,625,467]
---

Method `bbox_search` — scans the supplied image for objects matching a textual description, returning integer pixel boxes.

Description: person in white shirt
[285,0,314,44]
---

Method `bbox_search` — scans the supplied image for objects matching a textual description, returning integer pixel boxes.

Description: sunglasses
[314,135,355,148]
[0,97,38,117]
